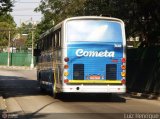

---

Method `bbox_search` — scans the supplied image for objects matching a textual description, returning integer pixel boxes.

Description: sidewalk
[0,96,6,111]
[0,65,36,70]
[125,92,160,101]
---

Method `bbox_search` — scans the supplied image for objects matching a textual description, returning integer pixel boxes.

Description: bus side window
[40,41,42,50]
[55,32,59,48]
[42,39,44,51]
[45,36,48,50]
[58,31,61,47]
[49,34,52,50]
[44,38,46,51]
[46,36,48,50]
[47,36,50,50]
[52,33,55,48]
[56,29,61,48]
[55,33,57,48]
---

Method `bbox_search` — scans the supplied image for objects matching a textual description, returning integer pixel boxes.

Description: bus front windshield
[66,20,123,42]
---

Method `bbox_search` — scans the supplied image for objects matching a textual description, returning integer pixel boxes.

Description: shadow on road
[0,75,126,102]
[0,75,46,98]
[58,93,126,103]
[0,75,127,119]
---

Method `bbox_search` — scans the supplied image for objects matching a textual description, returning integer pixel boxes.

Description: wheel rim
[53,81,56,97]
[53,70,57,98]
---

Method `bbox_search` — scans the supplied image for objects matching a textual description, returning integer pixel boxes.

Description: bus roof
[64,16,124,23]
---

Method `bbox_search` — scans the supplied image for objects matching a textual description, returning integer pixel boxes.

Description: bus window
[66,20,123,42]
[42,39,44,51]
[58,31,61,47]
[56,31,60,48]
[49,34,52,50]
[46,36,49,50]
[54,29,61,48]
[43,37,46,51]
[52,33,55,48]
[55,33,58,48]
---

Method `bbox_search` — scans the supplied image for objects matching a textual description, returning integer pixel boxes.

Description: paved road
[0,69,160,119]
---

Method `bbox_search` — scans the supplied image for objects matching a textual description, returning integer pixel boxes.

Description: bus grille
[106,64,117,80]
[73,64,84,80]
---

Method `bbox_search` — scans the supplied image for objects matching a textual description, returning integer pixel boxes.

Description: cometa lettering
[75,49,115,57]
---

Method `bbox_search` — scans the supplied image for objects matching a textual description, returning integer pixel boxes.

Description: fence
[127,47,160,94]
[0,52,35,66]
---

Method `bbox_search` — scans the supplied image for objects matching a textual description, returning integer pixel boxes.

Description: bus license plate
[90,75,101,80]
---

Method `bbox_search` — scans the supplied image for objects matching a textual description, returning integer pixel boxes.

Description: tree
[0,0,15,50]
[0,0,13,15]
[0,14,15,48]
[35,0,160,46]
[35,0,85,36]
[16,22,35,50]
[81,0,160,46]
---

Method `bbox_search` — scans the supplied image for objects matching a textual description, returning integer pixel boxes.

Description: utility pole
[7,30,11,66]
[30,17,35,69]
[30,29,34,69]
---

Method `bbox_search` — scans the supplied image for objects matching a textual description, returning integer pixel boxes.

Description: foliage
[0,14,16,47]
[0,0,13,15]
[17,22,34,48]
[35,0,85,36]
[0,0,15,48]
[35,0,160,46]
[80,0,160,46]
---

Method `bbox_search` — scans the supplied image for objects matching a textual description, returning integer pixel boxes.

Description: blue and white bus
[35,16,126,98]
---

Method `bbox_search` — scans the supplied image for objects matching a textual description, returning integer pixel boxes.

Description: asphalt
[0,65,36,115]
[0,65,159,114]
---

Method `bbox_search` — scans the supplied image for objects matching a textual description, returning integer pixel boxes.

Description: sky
[11,0,42,27]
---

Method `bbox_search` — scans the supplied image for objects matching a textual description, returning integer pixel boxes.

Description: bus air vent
[73,64,84,80]
[106,64,117,80]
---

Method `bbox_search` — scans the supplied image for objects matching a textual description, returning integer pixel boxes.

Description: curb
[129,92,160,100]
[0,66,37,70]
[157,96,160,101]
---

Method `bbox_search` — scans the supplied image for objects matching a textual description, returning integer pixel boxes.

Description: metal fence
[0,52,35,66]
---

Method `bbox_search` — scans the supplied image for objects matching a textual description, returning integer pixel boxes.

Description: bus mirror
[34,49,41,56]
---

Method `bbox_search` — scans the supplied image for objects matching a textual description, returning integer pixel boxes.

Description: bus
[35,16,126,98]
